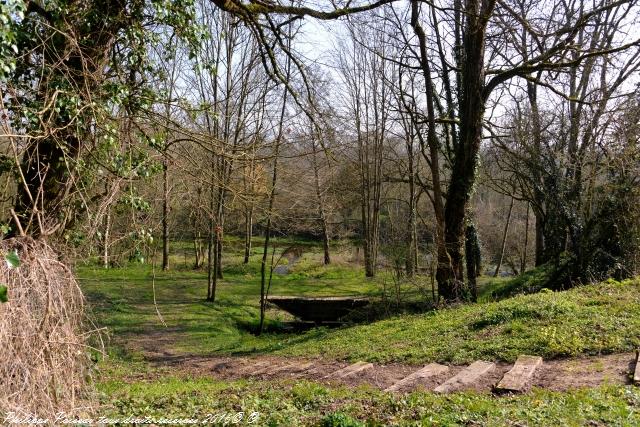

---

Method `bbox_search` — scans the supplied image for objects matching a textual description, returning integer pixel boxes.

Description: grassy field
[81,240,640,364]
[81,238,640,425]
[80,238,410,357]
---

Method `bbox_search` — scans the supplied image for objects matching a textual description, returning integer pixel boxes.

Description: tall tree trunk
[103,207,111,269]
[243,157,256,264]
[436,0,494,301]
[162,155,169,271]
[535,217,545,266]
[405,145,417,277]
[526,80,548,267]
[160,34,177,272]
[213,181,225,281]
[465,220,481,302]
[207,179,216,301]
[259,126,285,335]
[346,25,386,278]
[194,232,203,268]
[410,0,447,295]
[521,202,530,273]
[259,50,291,335]
[494,197,514,277]
[357,125,381,278]
[311,136,331,265]
[244,207,253,264]
[320,208,331,265]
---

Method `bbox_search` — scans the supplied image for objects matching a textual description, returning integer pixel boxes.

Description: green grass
[81,244,640,364]
[478,264,553,301]
[276,278,640,364]
[84,239,640,425]
[95,359,640,426]
[80,238,403,356]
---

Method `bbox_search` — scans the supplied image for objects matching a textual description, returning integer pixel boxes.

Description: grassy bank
[96,359,640,426]
[275,278,640,364]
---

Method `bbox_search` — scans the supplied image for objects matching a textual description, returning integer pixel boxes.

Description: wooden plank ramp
[633,351,640,385]
[385,363,449,392]
[324,361,373,379]
[495,355,543,393]
[434,361,495,393]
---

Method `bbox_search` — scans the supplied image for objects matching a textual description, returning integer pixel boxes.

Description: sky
[288,0,640,129]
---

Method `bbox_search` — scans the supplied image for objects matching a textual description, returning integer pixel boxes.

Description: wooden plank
[246,360,272,376]
[337,361,374,378]
[266,361,314,376]
[634,350,640,385]
[324,361,374,379]
[260,363,291,375]
[288,361,314,373]
[385,363,449,392]
[434,361,495,393]
[496,355,543,393]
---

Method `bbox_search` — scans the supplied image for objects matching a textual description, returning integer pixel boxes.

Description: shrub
[0,238,96,419]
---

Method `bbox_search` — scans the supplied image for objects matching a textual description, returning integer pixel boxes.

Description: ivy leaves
[0,0,24,80]
[0,249,20,303]
[5,249,20,269]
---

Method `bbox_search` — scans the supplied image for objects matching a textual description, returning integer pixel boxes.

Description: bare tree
[337,21,393,277]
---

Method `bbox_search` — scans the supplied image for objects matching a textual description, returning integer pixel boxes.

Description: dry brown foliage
[0,237,97,421]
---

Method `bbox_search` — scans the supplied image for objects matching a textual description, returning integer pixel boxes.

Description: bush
[0,238,96,419]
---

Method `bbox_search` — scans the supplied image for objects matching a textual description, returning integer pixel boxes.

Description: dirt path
[125,332,636,393]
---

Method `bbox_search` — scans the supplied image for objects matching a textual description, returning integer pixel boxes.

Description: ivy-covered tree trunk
[11,1,130,236]
[465,221,481,302]
[435,0,493,301]
[13,138,78,236]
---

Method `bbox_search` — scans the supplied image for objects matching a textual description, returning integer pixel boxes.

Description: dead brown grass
[0,237,98,420]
